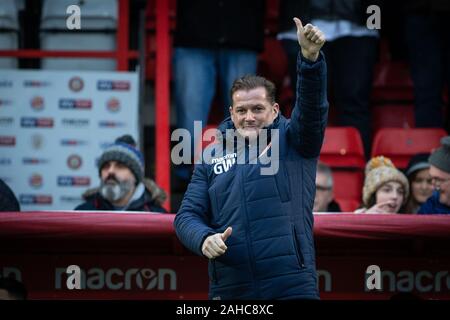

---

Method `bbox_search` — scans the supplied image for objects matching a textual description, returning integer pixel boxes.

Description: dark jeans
[404,14,450,128]
[282,36,378,157]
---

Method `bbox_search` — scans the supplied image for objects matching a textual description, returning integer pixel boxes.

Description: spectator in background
[0,277,27,300]
[75,135,167,212]
[314,162,341,212]
[404,153,433,213]
[419,137,450,214]
[0,179,20,212]
[278,0,380,157]
[403,1,450,130]
[172,0,265,181]
[355,156,409,213]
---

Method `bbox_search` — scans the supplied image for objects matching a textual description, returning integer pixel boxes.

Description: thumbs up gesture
[202,227,233,259]
[294,17,326,62]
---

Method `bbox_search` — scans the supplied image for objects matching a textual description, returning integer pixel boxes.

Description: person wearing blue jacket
[174,18,328,300]
[418,136,450,214]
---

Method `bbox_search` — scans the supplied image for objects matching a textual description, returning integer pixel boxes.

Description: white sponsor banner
[0,70,139,210]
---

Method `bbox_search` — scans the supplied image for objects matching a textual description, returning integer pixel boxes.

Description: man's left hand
[294,17,326,62]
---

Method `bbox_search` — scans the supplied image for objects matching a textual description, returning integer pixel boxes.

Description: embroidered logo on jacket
[211,153,236,175]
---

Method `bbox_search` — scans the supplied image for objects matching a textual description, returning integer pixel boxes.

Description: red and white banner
[0,70,139,211]
[0,213,449,300]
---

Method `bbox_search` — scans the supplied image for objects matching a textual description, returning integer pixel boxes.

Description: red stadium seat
[332,171,363,204]
[371,104,415,132]
[264,0,279,35]
[319,127,366,168]
[335,198,360,212]
[258,37,288,89]
[371,128,447,169]
[319,127,365,203]
[372,61,414,103]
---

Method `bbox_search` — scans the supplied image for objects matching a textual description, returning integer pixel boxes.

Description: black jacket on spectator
[279,0,384,33]
[174,0,265,52]
[0,179,20,212]
[327,200,342,212]
[75,178,167,213]
[403,0,450,14]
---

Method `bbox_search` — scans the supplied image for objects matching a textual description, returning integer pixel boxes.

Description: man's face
[314,172,333,212]
[99,160,136,203]
[229,87,279,140]
[429,165,450,206]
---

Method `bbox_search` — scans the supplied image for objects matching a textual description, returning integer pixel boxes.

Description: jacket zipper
[291,224,305,268]
[212,260,218,285]
[240,161,261,298]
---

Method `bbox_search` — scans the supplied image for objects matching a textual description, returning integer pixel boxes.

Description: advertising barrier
[1,213,449,299]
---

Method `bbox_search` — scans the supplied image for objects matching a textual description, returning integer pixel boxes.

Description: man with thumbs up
[175,17,327,300]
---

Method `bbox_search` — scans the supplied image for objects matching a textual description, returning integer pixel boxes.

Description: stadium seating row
[197,126,447,212]
[320,127,447,210]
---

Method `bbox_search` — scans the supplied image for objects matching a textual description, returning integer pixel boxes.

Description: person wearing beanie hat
[75,135,167,212]
[355,156,409,214]
[418,136,450,214]
[97,134,145,185]
[404,153,432,213]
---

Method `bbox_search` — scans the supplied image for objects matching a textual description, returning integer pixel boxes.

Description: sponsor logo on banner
[55,267,177,291]
[0,136,16,146]
[106,97,121,113]
[57,176,90,187]
[0,99,12,107]
[99,120,126,128]
[0,117,14,126]
[29,173,43,188]
[30,134,44,150]
[67,154,82,170]
[60,195,83,203]
[60,139,88,146]
[59,99,92,110]
[0,158,12,165]
[23,80,51,88]
[21,117,54,128]
[61,118,90,128]
[20,194,53,205]
[22,157,49,165]
[69,76,84,92]
[97,80,130,91]
[30,96,44,111]
[0,80,13,88]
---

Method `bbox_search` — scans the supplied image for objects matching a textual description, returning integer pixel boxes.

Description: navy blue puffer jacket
[174,52,328,299]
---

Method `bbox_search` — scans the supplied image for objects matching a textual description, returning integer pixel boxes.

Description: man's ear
[228,106,232,116]
[272,103,280,116]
